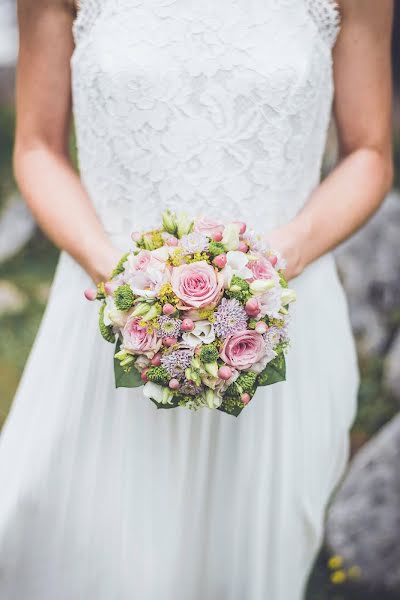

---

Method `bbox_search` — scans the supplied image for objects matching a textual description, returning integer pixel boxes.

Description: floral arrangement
[84,212,296,416]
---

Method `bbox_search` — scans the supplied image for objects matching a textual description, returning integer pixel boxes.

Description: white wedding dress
[0,1,359,598]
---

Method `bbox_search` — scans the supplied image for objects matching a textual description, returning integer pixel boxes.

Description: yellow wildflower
[330,570,347,585]
[347,566,362,580]
[328,555,344,570]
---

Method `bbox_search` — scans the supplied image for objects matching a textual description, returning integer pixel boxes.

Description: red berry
[213,231,223,242]
[163,336,177,347]
[151,353,162,366]
[241,393,251,405]
[169,379,180,390]
[181,318,194,332]
[163,303,175,315]
[141,369,149,383]
[268,255,278,267]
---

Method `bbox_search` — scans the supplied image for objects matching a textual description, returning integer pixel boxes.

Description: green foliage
[114,284,135,311]
[98,303,116,343]
[207,241,225,257]
[113,340,142,388]
[218,395,245,417]
[111,253,130,278]
[147,366,171,386]
[258,353,286,386]
[236,371,258,393]
[225,275,251,303]
[200,344,219,363]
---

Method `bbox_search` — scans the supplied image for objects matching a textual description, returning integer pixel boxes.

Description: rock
[0,280,28,316]
[336,190,400,355]
[0,194,36,264]
[384,331,400,401]
[326,413,400,595]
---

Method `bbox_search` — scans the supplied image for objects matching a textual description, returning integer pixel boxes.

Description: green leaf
[113,339,143,388]
[217,402,245,417]
[257,353,286,386]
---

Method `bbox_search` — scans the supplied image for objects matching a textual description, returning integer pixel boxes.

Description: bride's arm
[14,0,120,283]
[269,0,394,280]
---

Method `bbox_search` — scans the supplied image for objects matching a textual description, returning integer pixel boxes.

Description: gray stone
[384,330,400,401]
[0,194,36,264]
[326,413,400,594]
[336,190,400,355]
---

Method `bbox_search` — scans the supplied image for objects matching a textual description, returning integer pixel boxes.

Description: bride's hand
[267,222,307,281]
[86,244,122,285]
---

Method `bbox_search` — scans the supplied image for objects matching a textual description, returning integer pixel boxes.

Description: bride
[0,1,393,598]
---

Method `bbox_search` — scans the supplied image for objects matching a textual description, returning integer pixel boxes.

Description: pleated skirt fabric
[0,250,359,600]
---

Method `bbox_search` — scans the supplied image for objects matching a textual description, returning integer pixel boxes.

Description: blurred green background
[0,2,399,599]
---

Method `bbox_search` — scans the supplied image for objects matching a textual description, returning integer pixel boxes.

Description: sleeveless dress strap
[304,0,341,48]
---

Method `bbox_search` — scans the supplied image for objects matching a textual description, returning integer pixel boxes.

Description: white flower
[251,346,277,373]
[182,320,215,347]
[203,388,223,409]
[259,287,283,319]
[221,223,241,251]
[143,382,174,405]
[103,297,129,328]
[249,279,276,295]
[223,250,253,288]
[151,246,170,262]
[281,288,297,306]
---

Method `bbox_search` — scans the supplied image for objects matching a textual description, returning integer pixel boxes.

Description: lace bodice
[71,0,340,242]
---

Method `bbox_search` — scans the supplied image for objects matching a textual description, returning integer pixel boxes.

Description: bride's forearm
[14,143,120,282]
[269,146,393,280]
[293,147,393,269]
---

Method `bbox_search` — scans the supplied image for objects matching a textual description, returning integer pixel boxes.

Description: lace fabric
[71,0,341,241]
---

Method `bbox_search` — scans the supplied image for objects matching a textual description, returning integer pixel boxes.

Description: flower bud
[249,279,275,294]
[255,321,268,334]
[131,231,142,243]
[84,288,98,301]
[163,336,177,347]
[241,393,251,405]
[281,288,297,306]
[169,378,181,390]
[268,255,278,267]
[141,368,149,383]
[218,366,232,381]
[104,281,117,296]
[165,236,179,247]
[162,303,175,315]
[213,253,227,269]
[212,231,223,242]
[245,298,261,316]
[234,221,247,235]
[151,353,162,366]
[238,241,248,253]
[181,318,194,332]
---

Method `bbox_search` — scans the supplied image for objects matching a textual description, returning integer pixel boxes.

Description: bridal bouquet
[85,212,296,416]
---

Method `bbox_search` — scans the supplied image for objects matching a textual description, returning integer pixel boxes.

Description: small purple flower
[214,298,248,338]
[157,316,182,339]
[161,349,194,378]
[180,232,209,255]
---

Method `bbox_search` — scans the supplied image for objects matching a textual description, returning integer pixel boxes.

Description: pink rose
[247,255,280,283]
[220,330,268,371]
[122,316,162,358]
[127,250,152,272]
[171,261,224,309]
[194,217,224,238]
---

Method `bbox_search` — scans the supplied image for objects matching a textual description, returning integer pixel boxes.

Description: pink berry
[181,318,194,332]
[255,321,268,334]
[169,379,181,390]
[268,255,278,267]
[166,236,179,247]
[104,281,117,296]
[238,241,248,253]
[245,298,261,317]
[151,353,162,366]
[213,253,227,269]
[212,231,223,242]
[84,288,97,301]
[141,368,149,383]
[163,303,175,315]
[234,221,247,235]
[163,336,177,347]
[241,393,251,405]
[218,366,233,381]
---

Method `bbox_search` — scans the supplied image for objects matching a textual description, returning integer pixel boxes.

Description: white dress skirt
[0,1,359,599]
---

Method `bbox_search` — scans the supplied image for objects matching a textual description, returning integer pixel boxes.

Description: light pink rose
[194,217,224,238]
[122,316,162,358]
[247,255,280,283]
[126,250,152,272]
[220,330,268,371]
[171,261,224,309]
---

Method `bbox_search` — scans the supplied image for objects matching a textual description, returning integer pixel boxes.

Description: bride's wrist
[85,243,121,284]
